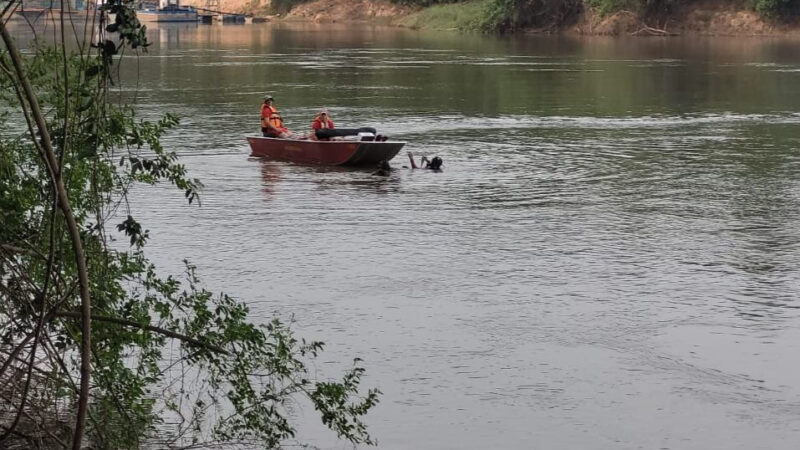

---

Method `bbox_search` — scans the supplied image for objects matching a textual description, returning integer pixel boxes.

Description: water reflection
[156,23,199,48]
[255,157,402,198]
[257,159,282,199]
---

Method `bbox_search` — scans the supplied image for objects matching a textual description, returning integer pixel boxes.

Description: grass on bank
[395,0,495,30]
[581,0,800,20]
[585,0,636,15]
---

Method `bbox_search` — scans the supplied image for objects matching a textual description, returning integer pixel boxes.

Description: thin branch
[0,185,60,442]
[0,56,48,167]
[0,0,18,24]
[0,377,70,449]
[630,25,671,36]
[54,312,231,356]
[0,346,53,379]
[0,243,27,254]
[0,423,37,448]
[0,392,69,449]
[39,332,107,447]
[0,331,35,389]
[0,276,79,391]
[59,0,70,165]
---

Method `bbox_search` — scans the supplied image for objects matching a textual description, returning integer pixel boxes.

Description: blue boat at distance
[138,0,197,22]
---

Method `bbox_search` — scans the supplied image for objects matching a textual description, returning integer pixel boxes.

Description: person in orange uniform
[261,95,290,138]
[310,109,335,140]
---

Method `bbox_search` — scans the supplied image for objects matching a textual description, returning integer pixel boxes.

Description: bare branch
[0,244,27,254]
[54,312,231,356]
[0,186,60,442]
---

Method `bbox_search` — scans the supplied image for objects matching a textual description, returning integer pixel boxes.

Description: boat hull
[247,136,405,166]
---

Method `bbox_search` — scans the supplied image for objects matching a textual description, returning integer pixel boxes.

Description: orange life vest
[261,104,283,129]
[313,117,333,129]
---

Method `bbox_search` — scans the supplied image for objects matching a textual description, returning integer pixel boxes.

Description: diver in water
[406,152,443,171]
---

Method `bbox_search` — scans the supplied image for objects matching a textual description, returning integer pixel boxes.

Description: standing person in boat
[261,94,291,138]
[310,109,335,140]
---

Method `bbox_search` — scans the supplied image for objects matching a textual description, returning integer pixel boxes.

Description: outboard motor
[316,127,379,140]
[358,132,376,141]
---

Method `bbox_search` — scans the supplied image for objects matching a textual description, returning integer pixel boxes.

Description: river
[14,20,800,449]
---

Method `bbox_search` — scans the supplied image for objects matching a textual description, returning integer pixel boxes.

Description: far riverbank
[181,0,800,36]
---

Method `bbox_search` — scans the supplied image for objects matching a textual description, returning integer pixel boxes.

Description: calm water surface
[20,21,800,449]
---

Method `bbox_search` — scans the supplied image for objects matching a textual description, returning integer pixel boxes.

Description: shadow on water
[253,157,402,199]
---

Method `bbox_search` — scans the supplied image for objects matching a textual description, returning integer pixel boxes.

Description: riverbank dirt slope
[283,0,416,23]
[179,0,414,20]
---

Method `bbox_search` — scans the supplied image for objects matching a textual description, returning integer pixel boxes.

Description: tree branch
[54,312,231,356]
[0,189,60,442]
[0,243,27,254]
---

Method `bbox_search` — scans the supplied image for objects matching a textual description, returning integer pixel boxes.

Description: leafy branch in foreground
[0,1,379,448]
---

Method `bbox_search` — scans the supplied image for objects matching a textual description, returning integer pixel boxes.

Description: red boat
[247,136,405,166]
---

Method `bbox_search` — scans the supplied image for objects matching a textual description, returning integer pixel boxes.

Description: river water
[13,20,800,449]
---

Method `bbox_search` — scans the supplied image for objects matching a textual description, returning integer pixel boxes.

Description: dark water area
[8,20,800,449]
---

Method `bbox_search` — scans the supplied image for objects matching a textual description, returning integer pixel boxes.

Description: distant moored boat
[137,0,197,22]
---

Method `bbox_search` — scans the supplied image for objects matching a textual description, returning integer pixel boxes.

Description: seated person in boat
[310,109,335,140]
[261,94,291,138]
[307,108,382,141]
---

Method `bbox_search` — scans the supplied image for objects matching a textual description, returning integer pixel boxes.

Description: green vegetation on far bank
[396,0,494,30]
[258,0,800,33]
[392,0,583,31]
[393,0,800,32]
[752,0,800,18]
